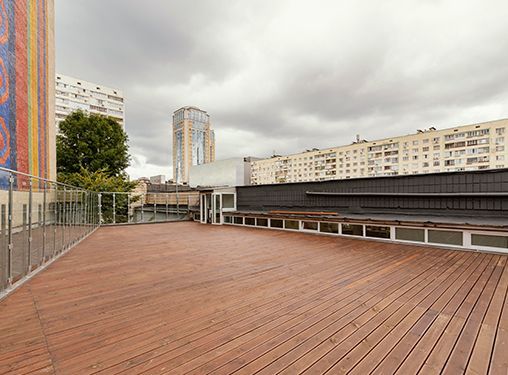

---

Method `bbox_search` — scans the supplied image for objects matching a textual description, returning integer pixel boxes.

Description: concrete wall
[189,158,251,188]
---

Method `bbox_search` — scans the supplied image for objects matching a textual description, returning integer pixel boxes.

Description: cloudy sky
[56,0,508,179]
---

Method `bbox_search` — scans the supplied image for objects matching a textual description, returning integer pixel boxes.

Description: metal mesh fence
[0,168,100,296]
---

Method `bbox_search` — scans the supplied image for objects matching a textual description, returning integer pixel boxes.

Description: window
[302,221,318,231]
[245,217,255,226]
[222,194,235,209]
[270,219,283,228]
[342,224,363,236]
[365,226,390,239]
[224,216,232,224]
[396,228,425,242]
[472,234,508,249]
[256,218,268,227]
[320,222,339,234]
[233,217,243,225]
[285,220,299,230]
[428,230,463,246]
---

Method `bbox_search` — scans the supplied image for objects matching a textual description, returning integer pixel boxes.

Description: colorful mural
[0,0,52,179]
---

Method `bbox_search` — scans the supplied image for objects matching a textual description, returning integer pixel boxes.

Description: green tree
[58,168,139,224]
[57,111,130,176]
[58,168,137,193]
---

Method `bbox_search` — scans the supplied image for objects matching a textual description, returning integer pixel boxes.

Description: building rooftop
[0,222,507,373]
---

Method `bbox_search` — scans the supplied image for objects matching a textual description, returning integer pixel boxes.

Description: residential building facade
[55,74,125,129]
[251,119,508,185]
[173,106,215,184]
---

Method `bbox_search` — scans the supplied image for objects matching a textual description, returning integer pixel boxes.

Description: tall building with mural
[172,106,215,184]
[0,1,55,179]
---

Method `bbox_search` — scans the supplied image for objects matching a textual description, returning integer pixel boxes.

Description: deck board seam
[28,285,58,375]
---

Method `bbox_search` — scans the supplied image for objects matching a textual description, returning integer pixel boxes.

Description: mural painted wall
[0,0,55,180]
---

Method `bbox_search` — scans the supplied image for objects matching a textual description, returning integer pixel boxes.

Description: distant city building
[149,175,166,184]
[251,119,508,185]
[189,157,258,188]
[173,106,215,184]
[55,74,125,129]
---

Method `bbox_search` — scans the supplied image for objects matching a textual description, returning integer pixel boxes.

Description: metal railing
[0,167,100,297]
[0,168,199,297]
[99,191,199,225]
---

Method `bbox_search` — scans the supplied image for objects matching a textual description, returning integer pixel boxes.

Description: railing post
[91,193,94,229]
[176,190,180,218]
[153,194,157,222]
[53,184,57,256]
[1,204,5,289]
[7,173,13,284]
[112,193,116,224]
[74,190,78,239]
[42,181,47,261]
[141,195,144,223]
[98,193,102,225]
[62,187,66,250]
[165,193,169,222]
[127,193,130,224]
[27,178,32,273]
[69,189,73,245]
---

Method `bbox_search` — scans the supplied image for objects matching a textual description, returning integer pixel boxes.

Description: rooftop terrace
[1,222,507,374]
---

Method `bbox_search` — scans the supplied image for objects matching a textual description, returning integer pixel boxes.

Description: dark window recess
[245,217,256,226]
[256,218,268,227]
[342,224,363,236]
[472,234,508,249]
[224,216,232,224]
[285,220,299,230]
[396,228,425,242]
[320,222,339,234]
[270,219,284,228]
[303,221,318,231]
[233,216,244,225]
[428,230,463,246]
[366,226,391,239]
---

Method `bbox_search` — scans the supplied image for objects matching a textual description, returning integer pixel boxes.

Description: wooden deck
[0,222,507,374]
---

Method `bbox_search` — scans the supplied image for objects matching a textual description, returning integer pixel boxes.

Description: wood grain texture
[0,222,506,374]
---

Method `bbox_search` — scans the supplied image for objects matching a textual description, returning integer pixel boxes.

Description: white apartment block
[251,119,508,185]
[55,74,125,129]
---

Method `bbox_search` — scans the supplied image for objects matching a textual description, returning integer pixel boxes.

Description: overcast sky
[56,0,508,179]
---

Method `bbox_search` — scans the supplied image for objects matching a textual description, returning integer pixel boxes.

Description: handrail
[0,168,191,299]
[0,166,93,192]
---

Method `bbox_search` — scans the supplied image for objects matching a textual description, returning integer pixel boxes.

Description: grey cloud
[56,0,508,178]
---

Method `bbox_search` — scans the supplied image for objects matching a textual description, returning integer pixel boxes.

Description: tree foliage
[57,111,130,177]
[58,168,137,193]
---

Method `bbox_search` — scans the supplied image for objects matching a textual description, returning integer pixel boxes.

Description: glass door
[212,193,222,225]
[200,195,207,224]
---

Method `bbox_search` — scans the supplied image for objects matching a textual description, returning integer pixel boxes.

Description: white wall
[189,158,251,188]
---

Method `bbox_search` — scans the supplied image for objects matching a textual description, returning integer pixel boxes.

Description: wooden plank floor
[0,222,507,375]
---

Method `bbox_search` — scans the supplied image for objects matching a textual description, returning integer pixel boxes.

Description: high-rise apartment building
[251,119,508,185]
[173,106,215,184]
[0,0,56,180]
[55,74,125,129]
